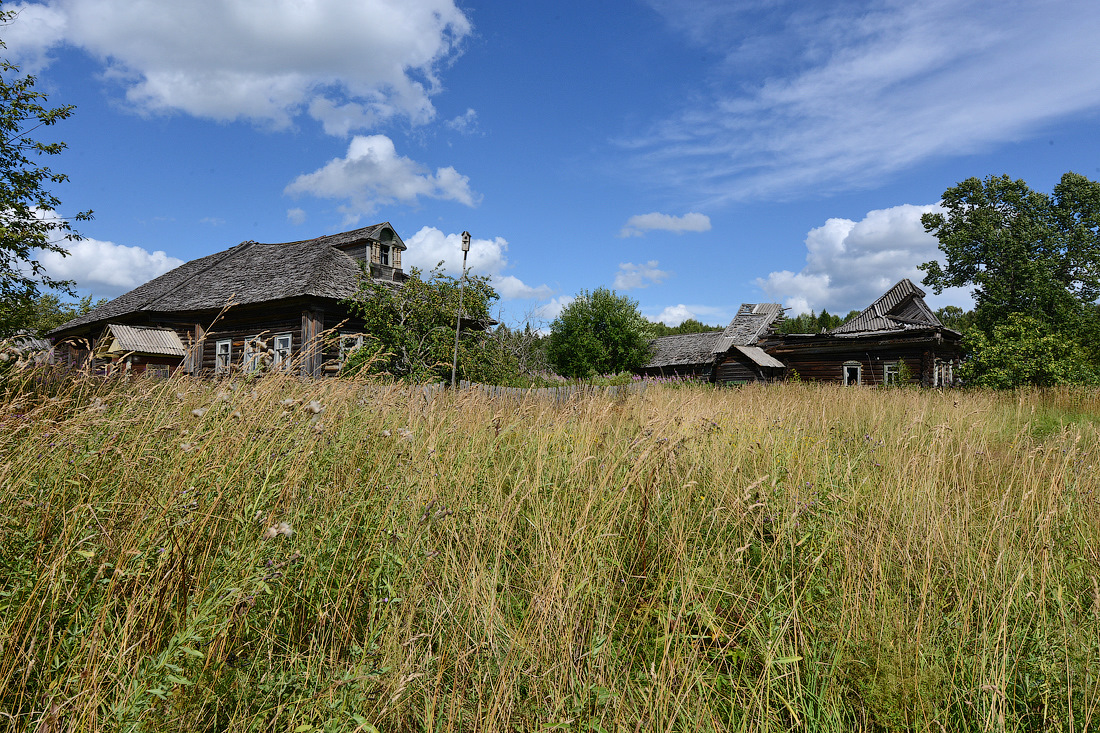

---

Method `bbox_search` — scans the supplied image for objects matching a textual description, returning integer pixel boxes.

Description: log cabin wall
[715,356,761,384]
[768,335,956,387]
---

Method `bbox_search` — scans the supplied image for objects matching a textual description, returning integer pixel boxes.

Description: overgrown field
[1,375,1098,732]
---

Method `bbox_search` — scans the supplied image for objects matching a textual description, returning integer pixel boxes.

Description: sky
[6,0,1100,329]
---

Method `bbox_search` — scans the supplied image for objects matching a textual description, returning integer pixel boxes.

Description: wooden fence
[419,380,647,403]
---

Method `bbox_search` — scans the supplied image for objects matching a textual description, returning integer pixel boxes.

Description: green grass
[1,373,1098,731]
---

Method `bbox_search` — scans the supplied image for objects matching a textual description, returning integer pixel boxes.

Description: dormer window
[379,244,390,266]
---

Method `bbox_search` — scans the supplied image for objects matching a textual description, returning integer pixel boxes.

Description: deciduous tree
[0,12,91,319]
[546,288,651,378]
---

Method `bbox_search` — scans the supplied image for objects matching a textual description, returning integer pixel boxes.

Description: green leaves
[546,287,652,378]
[0,28,92,317]
[920,172,1100,385]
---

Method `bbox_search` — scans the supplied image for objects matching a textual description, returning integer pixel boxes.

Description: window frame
[379,243,391,266]
[883,361,900,386]
[842,361,862,386]
[339,333,365,363]
[215,339,232,374]
[272,332,292,369]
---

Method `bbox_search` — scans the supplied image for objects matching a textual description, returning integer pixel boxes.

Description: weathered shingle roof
[644,332,723,369]
[99,324,186,357]
[49,224,400,337]
[830,279,942,335]
[712,303,784,354]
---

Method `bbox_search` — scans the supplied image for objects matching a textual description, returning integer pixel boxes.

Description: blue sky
[7,0,1100,328]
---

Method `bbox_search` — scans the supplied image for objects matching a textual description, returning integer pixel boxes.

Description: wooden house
[49,223,408,377]
[766,279,962,387]
[639,303,786,384]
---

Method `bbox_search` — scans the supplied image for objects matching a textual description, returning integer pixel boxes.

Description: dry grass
[1,373,1098,731]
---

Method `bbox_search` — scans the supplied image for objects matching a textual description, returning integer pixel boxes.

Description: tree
[778,309,859,334]
[920,172,1100,385]
[919,173,1100,335]
[0,292,104,337]
[0,12,91,322]
[342,265,498,382]
[546,288,651,378]
[645,317,724,338]
[958,313,1097,388]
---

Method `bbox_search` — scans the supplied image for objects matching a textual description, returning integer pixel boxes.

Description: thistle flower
[262,521,294,540]
[380,429,392,438]
[230,410,243,419]
[279,398,297,408]
[180,442,195,453]
[303,400,324,414]
[398,428,414,443]
[191,408,207,417]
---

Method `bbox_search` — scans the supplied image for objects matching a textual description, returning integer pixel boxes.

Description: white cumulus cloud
[36,236,184,297]
[756,203,972,314]
[284,135,479,222]
[4,0,470,132]
[402,226,552,301]
[613,261,670,290]
[286,208,306,225]
[619,212,711,237]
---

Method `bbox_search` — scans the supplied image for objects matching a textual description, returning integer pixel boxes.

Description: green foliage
[0,292,105,337]
[921,172,1100,385]
[933,305,975,332]
[0,17,92,316]
[343,265,498,383]
[920,172,1100,336]
[959,313,1098,388]
[546,287,652,378]
[645,317,723,338]
[778,309,858,334]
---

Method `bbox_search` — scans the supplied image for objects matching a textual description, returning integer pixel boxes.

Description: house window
[379,244,390,266]
[935,360,953,387]
[842,361,861,386]
[273,333,292,369]
[883,362,900,386]
[339,333,365,362]
[145,365,171,379]
[243,336,268,372]
[215,339,232,374]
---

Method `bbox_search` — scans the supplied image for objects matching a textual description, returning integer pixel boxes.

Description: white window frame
[842,361,862,386]
[273,333,292,369]
[883,361,899,386]
[243,336,266,373]
[215,339,232,374]
[935,360,953,387]
[339,333,365,363]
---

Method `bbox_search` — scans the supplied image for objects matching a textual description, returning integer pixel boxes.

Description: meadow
[0,372,1097,732]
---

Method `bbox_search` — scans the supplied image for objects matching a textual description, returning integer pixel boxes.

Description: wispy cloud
[619,211,711,237]
[632,0,1100,201]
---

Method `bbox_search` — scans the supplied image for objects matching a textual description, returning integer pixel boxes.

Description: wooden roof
[830,279,943,336]
[734,345,786,368]
[644,331,722,369]
[49,224,398,337]
[712,303,784,354]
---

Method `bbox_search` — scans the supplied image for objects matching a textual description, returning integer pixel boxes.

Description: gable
[830,279,942,335]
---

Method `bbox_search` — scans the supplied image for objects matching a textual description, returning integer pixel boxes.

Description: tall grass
[1,374,1097,731]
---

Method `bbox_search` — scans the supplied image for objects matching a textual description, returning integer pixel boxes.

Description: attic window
[379,244,390,266]
[379,228,394,242]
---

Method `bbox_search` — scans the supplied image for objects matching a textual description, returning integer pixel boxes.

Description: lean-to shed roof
[98,324,187,357]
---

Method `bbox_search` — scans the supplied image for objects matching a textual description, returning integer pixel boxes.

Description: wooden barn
[49,223,408,377]
[766,279,962,387]
[639,303,786,384]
